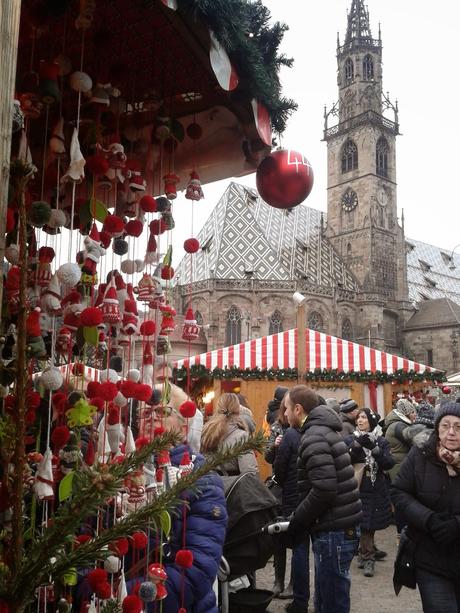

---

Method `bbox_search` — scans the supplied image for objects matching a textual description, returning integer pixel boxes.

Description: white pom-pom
[99,368,118,383]
[5,245,20,265]
[104,555,121,574]
[135,259,145,273]
[69,71,92,93]
[40,367,64,391]
[113,391,127,407]
[127,369,140,383]
[57,263,81,287]
[48,209,67,228]
[120,260,136,275]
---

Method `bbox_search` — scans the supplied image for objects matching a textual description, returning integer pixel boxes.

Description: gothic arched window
[376,137,389,177]
[347,243,352,255]
[195,310,203,326]
[307,311,324,333]
[225,305,242,345]
[268,310,283,335]
[341,139,358,173]
[342,318,353,341]
[344,58,354,83]
[363,55,374,81]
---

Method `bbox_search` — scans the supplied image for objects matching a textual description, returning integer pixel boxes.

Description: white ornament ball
[113,391,127,407]
[127,369,140,383]
[135,259,145,273]
[40,367,64,391]
[48,209,68,229]
[120,260,136,275]
[69,71,93,93]
[99,368,119,383]
[5,245,20,265]
[104,555,121,574]
[57,263,82,287]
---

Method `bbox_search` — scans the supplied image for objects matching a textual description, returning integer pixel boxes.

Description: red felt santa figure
[36,246,55,288]
[101,283,121,324]
[82,224,106,276]
[55,326,72,356]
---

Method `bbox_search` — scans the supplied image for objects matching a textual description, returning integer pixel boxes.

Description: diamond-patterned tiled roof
[175,183,359,290]
[405,238,460,305]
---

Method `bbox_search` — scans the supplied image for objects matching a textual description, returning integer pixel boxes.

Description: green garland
[176,0,297,133]
[174,364,446,384]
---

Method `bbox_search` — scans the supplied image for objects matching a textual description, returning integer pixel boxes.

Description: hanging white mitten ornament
[49,118,66,155]
[61,128,85,183]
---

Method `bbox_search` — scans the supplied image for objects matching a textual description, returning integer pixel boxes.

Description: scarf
[354,425,383,485]
[437,444,460,477]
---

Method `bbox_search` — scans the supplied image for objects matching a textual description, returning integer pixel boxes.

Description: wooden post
[0,1,22,315]
[297,302,306,383]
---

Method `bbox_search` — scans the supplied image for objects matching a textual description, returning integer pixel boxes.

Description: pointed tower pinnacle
[345,0,372,43]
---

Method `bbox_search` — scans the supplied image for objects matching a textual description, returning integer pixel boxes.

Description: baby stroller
[218,472,281,613]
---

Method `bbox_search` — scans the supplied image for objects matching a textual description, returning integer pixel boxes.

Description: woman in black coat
[345,408,395,578]
[391,402,460,612]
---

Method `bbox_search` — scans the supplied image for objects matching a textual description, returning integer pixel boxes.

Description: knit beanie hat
[359,408,381,432]
[415,402,435,428]
[395,398,415,416]
[339,398,358,414]
[434,402,460,430]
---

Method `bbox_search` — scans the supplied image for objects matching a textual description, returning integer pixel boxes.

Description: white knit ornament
[113,391,127,407]
[99,368,119,383]
[5,245,20,265]
[125,426,136,454]
[104,555,121,574]
[120,259,136,275]
[127,369,141,382]
[40,367,64,390]
[135,259,145,272]
[57,262,81,287]
[69,71,92,93]
[48,208,67,228]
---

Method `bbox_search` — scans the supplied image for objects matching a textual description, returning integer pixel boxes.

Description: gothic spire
[345,0,372,43]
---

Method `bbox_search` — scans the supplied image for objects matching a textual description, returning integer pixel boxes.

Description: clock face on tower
[377,187,388,206]
[341,188,358,212]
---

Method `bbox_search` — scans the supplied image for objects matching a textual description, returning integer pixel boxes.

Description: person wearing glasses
[391,402,460,612]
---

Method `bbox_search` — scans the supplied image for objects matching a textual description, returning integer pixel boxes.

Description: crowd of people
[73,377,460,613]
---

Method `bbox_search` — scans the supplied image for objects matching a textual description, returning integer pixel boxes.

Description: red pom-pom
[139,320,155,336]
[131,532,148,550]
[99,381,118,401]
[122,595,143,613]
[135,436,149,450]
[120,380,138,398]
[149,219,167,235]
[89,397,105,412]
[107,406,120,425]
[125,219,143,237]
[96,582,112,599]
[179,400,197,418]
[161,266,174,280]
[442,385,452,395]
[86,154,110,176]
[52,391,68,415]
[51,425,70,449]
[25,409,37,425]
[153,426,165,437]
[27,390,41,410]
[99,230,112,248]
[139,195,157,213]
[175,549,194,568]
[103,214,125,235]
[183,238,200,254]
[87,381,102,398]
[80,307,103,327]
[133,384,152,402]
[76,534,92,546]
[87,568,108,591]
[109,537,129,556]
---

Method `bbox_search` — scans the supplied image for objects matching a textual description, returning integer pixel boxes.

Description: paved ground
[256,526,423,612]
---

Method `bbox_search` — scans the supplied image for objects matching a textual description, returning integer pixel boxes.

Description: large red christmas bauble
[256,149,314,209]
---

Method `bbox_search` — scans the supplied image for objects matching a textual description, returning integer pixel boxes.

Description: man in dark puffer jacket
[286,385,362,613]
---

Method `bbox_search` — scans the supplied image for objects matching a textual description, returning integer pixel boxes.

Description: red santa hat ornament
[101,284,121,324]
[181,308,200,341]
[185,171,204,201]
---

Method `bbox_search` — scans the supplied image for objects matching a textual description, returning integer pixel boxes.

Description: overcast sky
[172,0,460,266]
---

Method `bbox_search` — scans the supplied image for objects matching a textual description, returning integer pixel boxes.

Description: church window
[195,310,203,326]
[225,305,242,345]
[347,243,352,255]
[342,318,353,341]
[341,139,358,173]
[363,55,374,81]
[344,58,354,83]
[427,349,433,366]
[307,311,324,332]
[269,310,283,335]
[376,137,389,177]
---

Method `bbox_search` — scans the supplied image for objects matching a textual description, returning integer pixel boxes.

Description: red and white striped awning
[175,328,436,374]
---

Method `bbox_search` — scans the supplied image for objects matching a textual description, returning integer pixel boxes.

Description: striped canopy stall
[175,328,436,375]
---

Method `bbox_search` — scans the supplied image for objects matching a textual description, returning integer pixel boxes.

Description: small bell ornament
[101,284,121,324]
[185,170,204,201]
[163,172,180,200]
[160,305,176,335]
[181,307,200,341]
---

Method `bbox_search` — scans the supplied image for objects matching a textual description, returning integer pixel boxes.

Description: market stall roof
[446,372,460,386]
[175,327,438,374]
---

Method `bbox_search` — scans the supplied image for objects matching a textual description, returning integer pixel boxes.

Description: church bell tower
[324,0,404,300]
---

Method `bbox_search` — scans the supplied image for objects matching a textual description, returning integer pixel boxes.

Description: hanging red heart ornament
[256,149,314,209]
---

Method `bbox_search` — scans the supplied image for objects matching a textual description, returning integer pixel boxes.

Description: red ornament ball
[87,381,102,398]
[442,385,452,395]
[179,400,197,418]
[186,122,202,140]
[256,149,314,209]
[149,219,167,235]
[161,265,174,280]
[183,238,200,254]
[99,230,112,249]
[103,214,125,235]
[87,568,108,591]
[131,531,148,550]
[98,381,118,401]
[96,582,112,600]
[139,195,157,213]
[175,549,193,568]
[133,384,152,402]
[122,596,143,613]
[80,307,103,327]
[125,219,144,237]
[51,425,70,449]
[139,320,156,336]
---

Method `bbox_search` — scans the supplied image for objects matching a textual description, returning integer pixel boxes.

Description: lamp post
[293,292,307,384]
